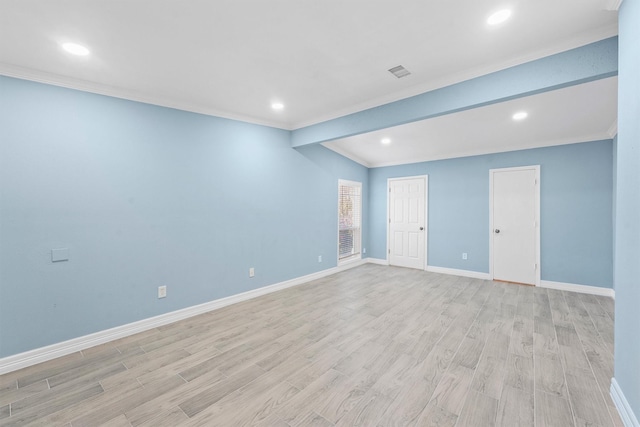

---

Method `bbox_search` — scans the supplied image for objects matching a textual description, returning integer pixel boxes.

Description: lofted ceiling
[0,0,619,164]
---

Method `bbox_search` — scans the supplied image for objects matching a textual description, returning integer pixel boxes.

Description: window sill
[338,254,362,266]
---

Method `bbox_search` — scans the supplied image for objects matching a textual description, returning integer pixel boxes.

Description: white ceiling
[0,0,618,131]
[323,76,618,167]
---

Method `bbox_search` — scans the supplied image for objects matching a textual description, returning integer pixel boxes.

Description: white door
[491,166,539,285]
[389,176,427,269]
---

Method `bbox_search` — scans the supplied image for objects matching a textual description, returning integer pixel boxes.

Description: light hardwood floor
[0,264,622,426]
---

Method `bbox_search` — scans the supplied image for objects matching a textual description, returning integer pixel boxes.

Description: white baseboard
[0,259,367,375]
[425,265,491,280]
[0,258,616,375]
[611,378,640,427]
[420,266,614,298]
[366,257,389,266]
[540,280,615,298]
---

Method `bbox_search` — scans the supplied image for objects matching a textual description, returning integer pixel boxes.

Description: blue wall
[369,141,614,288]
[0,76,368,358]
[614,0,640,421]
[0,34,621,367]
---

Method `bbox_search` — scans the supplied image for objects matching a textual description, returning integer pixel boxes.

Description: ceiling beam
[291,37,619,148]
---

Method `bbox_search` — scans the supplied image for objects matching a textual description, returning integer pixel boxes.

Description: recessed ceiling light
[381,138,392,145]
[271,102,284,111]
[62,42,90,56]
[512,111,528,121]
[487,9,512,26]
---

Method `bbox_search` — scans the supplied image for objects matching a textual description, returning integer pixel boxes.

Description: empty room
[1,1,639,426]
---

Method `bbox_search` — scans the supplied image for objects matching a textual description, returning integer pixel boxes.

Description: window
[338,180,362,263]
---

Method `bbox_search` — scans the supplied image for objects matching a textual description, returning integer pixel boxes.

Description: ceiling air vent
[388,65,411,79]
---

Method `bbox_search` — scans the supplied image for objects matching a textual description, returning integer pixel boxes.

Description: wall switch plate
[249,267,255,278]
[158,286,167,298]
[318,255,322,263]
[462,253,468,260]
[51,248,70,262]
[363,248,366,254]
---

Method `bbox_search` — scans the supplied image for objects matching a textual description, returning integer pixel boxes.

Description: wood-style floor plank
[124,368,227,426]
[0,379,48,408]
[414,399,458,427]
[0,265,619,426]
[70,375,185,426]
[137,407,189,427]
[178,364,265,418]
[535,390,574,427]
[182,373,299,427]
[565,368,614,427]
[535,354,567,398]
[334,388,392,427]
[495,385,534,427]
[0,405,9,421]
[457,390,498,427]
[4,382,104,426]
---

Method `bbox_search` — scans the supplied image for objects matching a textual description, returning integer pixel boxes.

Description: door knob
[494,229,500,234]
[420,227,424,231]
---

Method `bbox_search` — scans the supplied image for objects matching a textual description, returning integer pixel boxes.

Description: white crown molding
[319,142,371,167]
[292,25,619,130]
[0,259,367,375]
[363,133,614,168]
[425,265,491,280]
[605,0,624,11]
[0,63,290,131]
[540,280,615,298]
[611,378,640,426]
[608,120,618,138]
[0,24,617,134]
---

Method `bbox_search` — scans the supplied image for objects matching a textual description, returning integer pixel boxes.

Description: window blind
[338,180,362,261]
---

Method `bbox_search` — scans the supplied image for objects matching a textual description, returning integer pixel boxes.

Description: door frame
[386,175,429,269]
[489,165,541,286]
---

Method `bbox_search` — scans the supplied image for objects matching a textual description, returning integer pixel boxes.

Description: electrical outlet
[249,267,255,278]
[158,286,167,298]
[318,255,322,263]
[462,253,468,260]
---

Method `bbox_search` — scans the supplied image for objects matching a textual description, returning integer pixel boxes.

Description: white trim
[338,179,363,266]
[422,268,615,297]
[0,64,288,130]
[337,254,362,266]
[0,259,366,375]
[540,280,615,298]
[357,134,615,168]
[611,378,640,427]
[425,265,491,280]
[608,121,618,138]
[338,179,364,187]
[1,26,617,134]
[366,257,390,266]
[320,143,371,167]
[605,0,624,11]
[489,165,541,286]
[386,175,429,270]
[386,179,390,265]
